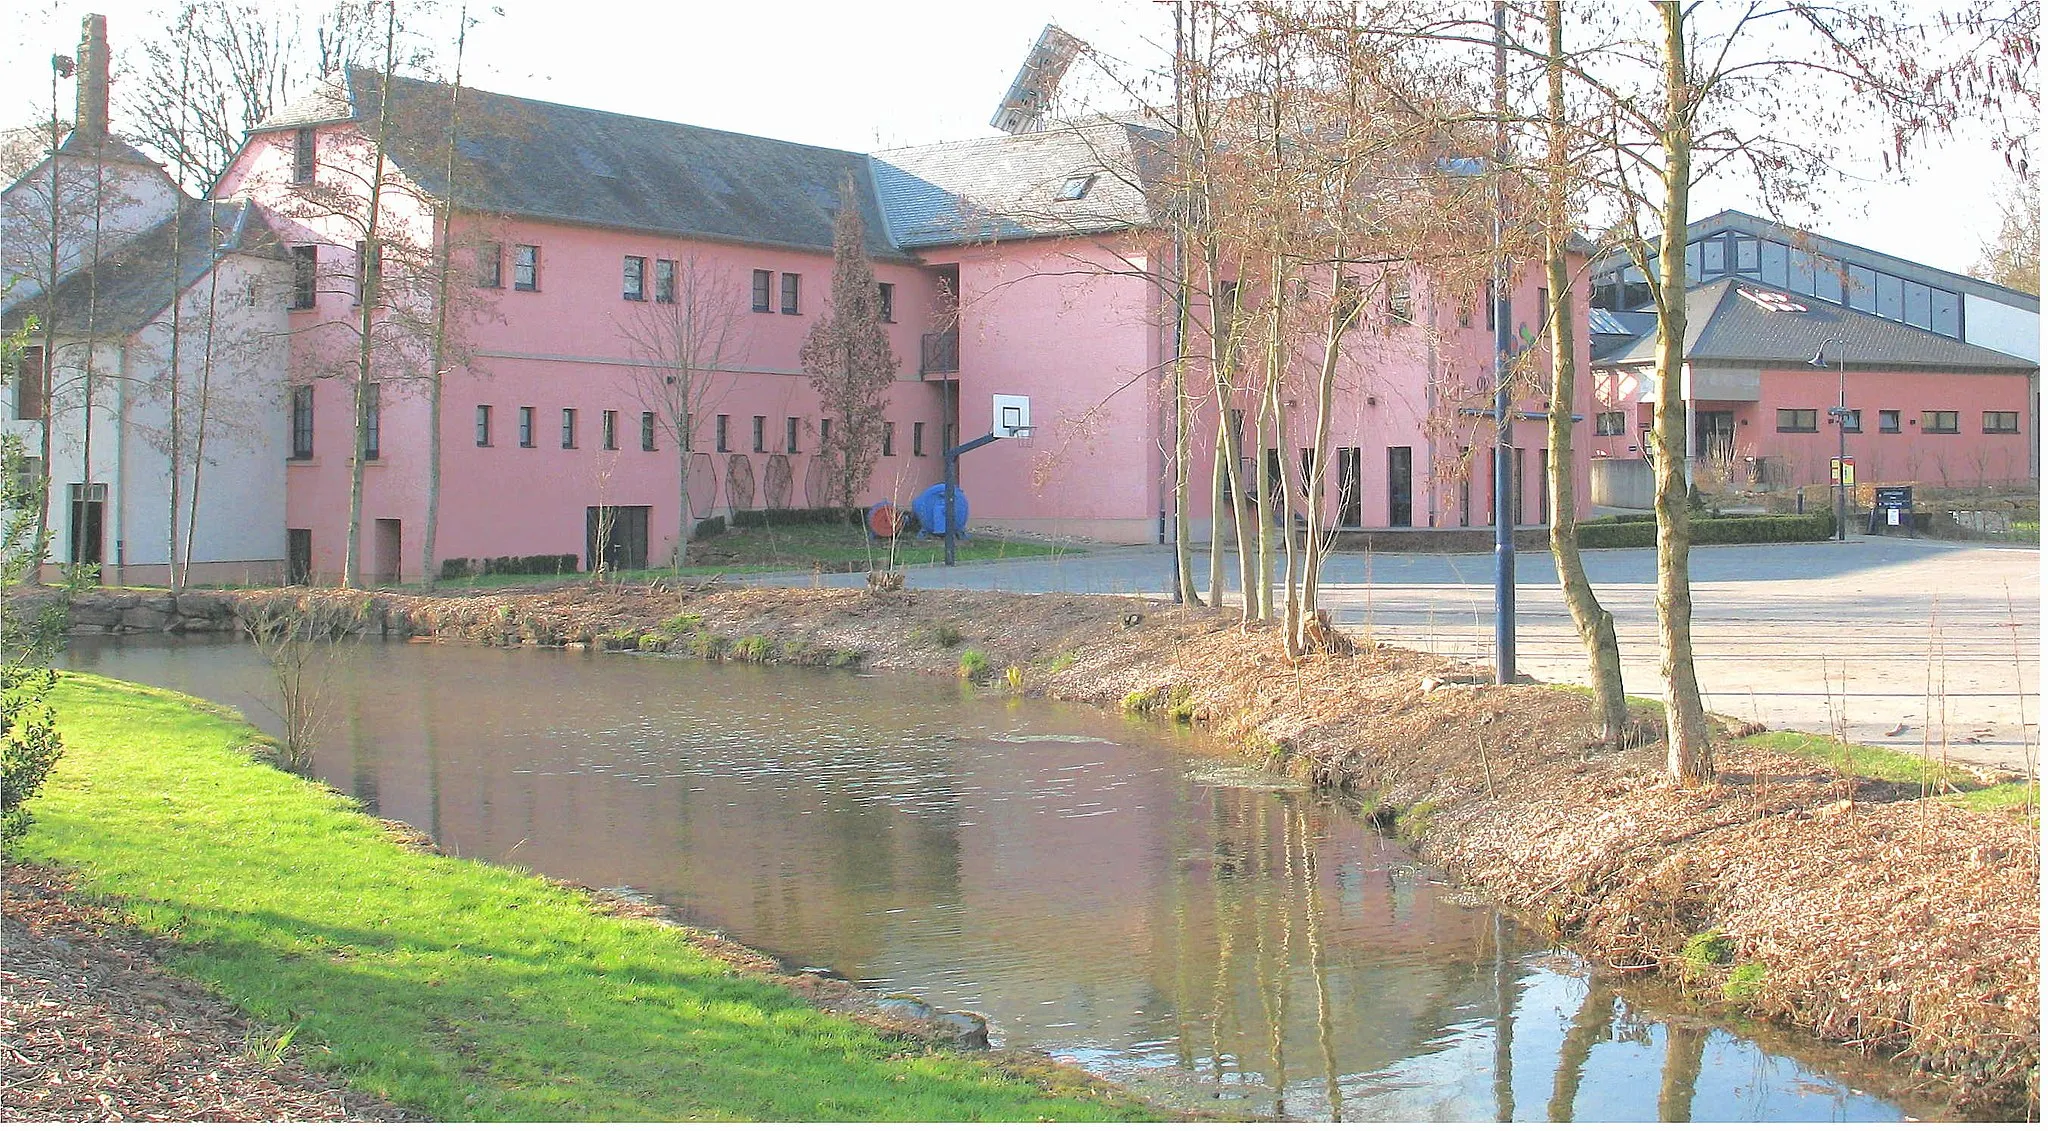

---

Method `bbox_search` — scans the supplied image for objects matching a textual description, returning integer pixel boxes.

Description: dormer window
[1056,172,1096,201]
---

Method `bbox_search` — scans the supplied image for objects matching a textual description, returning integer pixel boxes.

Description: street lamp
[1807,337,1848,541]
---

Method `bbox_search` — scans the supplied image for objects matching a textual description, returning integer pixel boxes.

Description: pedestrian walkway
[766,535,2040,773]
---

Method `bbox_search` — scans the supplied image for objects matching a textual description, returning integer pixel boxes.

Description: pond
[64,637,1933,1121]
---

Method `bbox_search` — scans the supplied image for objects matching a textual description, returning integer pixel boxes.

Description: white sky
[4,0,2032,279]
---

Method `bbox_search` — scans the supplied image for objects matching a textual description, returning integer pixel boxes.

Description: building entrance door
[67,483,104,568]
[1385,446,1411,527]
[374,519,402,584]
[587,506,650,572]
[1695,410,1736,461]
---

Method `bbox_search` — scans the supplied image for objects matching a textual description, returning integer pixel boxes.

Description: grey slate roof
[1602,278,2039,372]
[870,120,1167,249]
[2,198,282,336]
[260,69,905,261]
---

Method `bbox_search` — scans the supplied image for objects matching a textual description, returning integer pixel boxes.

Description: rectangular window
[1776,408,1818,433]
[1985,410,2021,434]
[1388,275,1413,321]
[1923,410,1959,434]
[716,414,730,452]
[751,269,772,312]
[780,272,800,315]
[1684,241,1701,283]
[1594,411,1626,436]
[912,421,926,456]
[475,404,492,447]
[1931,289,1961,337]
[1702,238,1726,275]
[476,242,502,288]
[1482,278,1495,330]
[1840,408,1862,433]
[602,409,618,450]
[1878,409,1901,433]
[623,255,646,301]
[518,406,535,447]
[1535,286,1548,335]
[819,417,830,448]
[290,385,314,459]
[1847,264,1877,312]
[363,383,381,460]
[752,414,766,453]
[561,407,577,449]
[1876,272,1903,320]
[878,281,895,323]
[513,244,539,291]
[15,345,45,421]
[1760,240,1788,286]
[1735,237,1759,275]
[291,245,317,309]
[1814,255,1844,304]
[641,411,657,451]
[654,258,675,303]
[1902,279,1932,329]
[786,416,800,454]
[882,421,896,456]
[292,127,315,183]
[1787,248,1817,295]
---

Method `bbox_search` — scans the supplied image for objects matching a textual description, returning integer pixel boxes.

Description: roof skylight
[1056,172,1096,201]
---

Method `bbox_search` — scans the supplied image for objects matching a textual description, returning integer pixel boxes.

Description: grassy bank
[16,673,1154,1122]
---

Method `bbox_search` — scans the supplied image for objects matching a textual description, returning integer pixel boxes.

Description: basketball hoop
[1013,424,1035,449]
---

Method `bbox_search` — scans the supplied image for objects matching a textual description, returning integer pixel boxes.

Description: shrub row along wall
[438,555,580,581]
[1575,511,1835,549]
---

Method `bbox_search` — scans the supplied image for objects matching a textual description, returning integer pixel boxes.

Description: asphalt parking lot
[774,534,2040,773]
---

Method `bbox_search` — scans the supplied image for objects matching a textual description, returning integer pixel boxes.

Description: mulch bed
[1,861,414,1122]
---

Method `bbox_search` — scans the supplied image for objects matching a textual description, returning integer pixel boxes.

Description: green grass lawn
[17,673,1155,1121]
[431,523,1079,589]
[1738,728,2038,816]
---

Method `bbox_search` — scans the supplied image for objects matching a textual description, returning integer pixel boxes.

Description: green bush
[1576,511,1833,548]
[439,554,580,581]
[729,507,863,529]
[735,635,774,663]
[660,612,704,635]
[958,649,990,681]
[690,516,727,541]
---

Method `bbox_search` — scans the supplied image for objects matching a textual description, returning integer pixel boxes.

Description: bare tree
[802,176,898,513]
[1975,175,2039,293]
[615,252,747,572]
[239,592,354,771]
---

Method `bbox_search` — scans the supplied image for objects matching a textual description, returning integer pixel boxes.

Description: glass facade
[1592,227,1967,342]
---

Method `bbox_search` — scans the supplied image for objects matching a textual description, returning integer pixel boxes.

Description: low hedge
[1575,511,1834,548]
[438,553,580,580]
[729,507,863,528]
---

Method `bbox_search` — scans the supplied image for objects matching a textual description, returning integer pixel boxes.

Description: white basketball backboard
[993,394,1032,438]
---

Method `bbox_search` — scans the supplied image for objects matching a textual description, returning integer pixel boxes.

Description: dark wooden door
[587,506,650,572]
[287,528,312,585]
[1385,446,1411,528]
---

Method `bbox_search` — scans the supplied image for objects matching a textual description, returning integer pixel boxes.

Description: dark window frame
[654,258,676,304]
[882,420,895,457]
[1923,410,1959,434]
[290,245,317,309]
[363,383,381,461]
[476,242,503,288]
[912,420,926,456]
[751,269,772,313]
[716,413,730,453]
[1776,408,1819,433]
[878,281,895,323]
[602,409,618,450]
[290,385,314,459]
[622,255,646,301]
[513,244,539,292]
[1594,410,1626,436]
[475,403,492,447]
[561,407,578,449]
[780,272,799,315]
[640,411,657,451]
[1840,408,1862,434]
[785,416,799,454]
[751,414,766,453]
[292,127,315,183]
[15,345,46,421]
[1984,410,2021,434]
[518,406,535,448]
[1878,409,1902,434]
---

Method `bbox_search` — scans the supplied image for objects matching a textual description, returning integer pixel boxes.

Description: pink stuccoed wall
[1592,364,2034,490]
[230,125,949,581]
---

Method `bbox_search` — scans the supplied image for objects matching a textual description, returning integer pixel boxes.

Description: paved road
[766,535,2040,773]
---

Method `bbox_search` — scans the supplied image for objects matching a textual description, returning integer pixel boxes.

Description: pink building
[210,70,1591,582]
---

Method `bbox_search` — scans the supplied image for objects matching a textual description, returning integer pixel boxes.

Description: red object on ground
[867,503,904,538]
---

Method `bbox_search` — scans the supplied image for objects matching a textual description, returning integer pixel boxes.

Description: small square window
[602,409,618,450]
[561,408,578,448]
[1776,408,1818,433]
[518,406,535,448]
[623,256,646,301]
[1923,410,1959,434]
[655,259,676,304]
[475,404,492,447]
[1594,411,1626,436]
[513,244,539,291]
[1878,409,1901,433]
[1839,409,1861,433]
[752,415,766,453]
[751,269,772,313]
[641,411,657,451]
[780,272,800,315]
[476,242,502,288]
[1984,410,2020,434]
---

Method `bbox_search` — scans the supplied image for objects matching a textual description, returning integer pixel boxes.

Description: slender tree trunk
[1545,4,1626,742]
[1208,434,1228,606]
[419,13,467,589]
[1253,384,1274,621]
[34,72,60,575]
[1655,4,1713,781]
[1204,255,1252,618]
[166,193,183,594]
[1297,272,1343,643]
[180,242,220,590]
[344,1,398,590]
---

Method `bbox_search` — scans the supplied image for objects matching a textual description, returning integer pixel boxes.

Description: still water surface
[66,638,1929,1121]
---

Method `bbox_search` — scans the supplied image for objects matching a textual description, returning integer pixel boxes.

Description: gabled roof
[1602,278,2039,372]
[255,69,905,261]
[870,120,1167,249]
[2,199,283,336]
